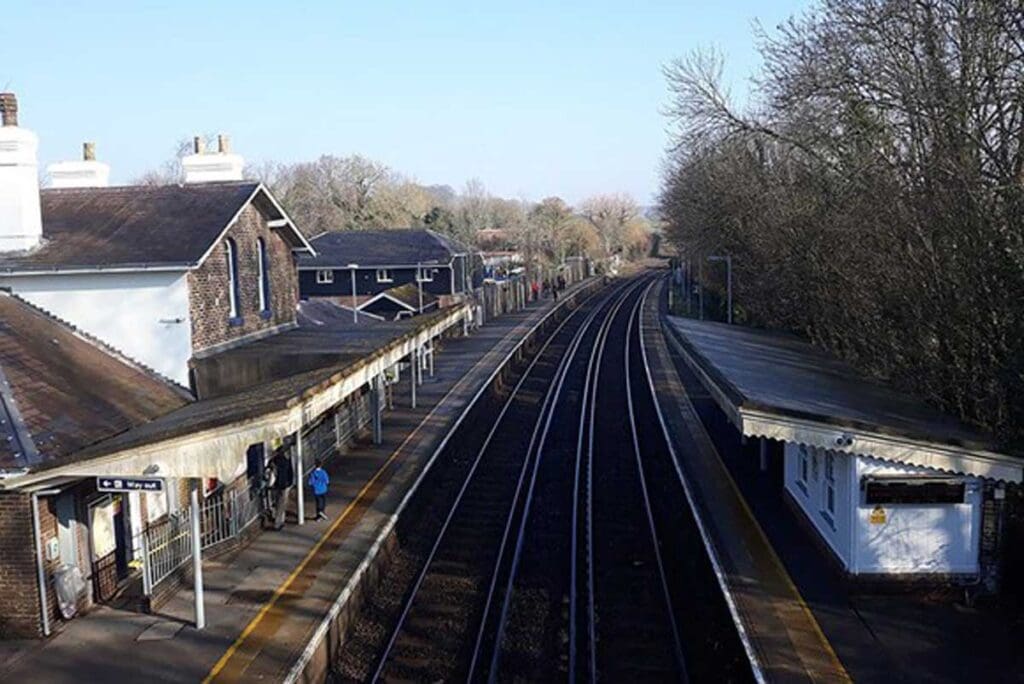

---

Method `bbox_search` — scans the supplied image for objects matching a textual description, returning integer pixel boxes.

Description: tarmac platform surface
[0,285,591,683]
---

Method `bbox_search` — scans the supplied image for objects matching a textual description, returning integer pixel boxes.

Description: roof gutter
[0,264,193,276]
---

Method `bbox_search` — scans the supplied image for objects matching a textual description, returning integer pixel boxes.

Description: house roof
[0,181,313,273]
[300,228,469,268]
[664,316,1021,481]
[0,292,190,472]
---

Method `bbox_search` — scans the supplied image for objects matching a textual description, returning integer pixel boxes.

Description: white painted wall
[0,271,193,386]
[853,457,981,575]
[784,442,854,567]
[784,443,983,575]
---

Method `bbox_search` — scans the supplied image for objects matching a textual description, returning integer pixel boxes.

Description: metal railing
[141,488,263,594]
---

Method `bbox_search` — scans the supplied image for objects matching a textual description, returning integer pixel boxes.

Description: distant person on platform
[269,448,295,530]
[308,459,330,521]
[557,274,566,291]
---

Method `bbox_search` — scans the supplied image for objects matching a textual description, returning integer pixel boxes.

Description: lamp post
[347,263,359,324]
[707,255,733,324]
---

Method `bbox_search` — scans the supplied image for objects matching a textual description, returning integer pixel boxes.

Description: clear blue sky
[2,1,808,204]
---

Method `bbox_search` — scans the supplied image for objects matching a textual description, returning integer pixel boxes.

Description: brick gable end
[188,205,298,352]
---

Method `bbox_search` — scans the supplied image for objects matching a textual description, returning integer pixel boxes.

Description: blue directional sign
[96,477,165,493]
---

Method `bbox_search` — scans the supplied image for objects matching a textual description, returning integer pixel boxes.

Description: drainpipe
[31,488,61,637]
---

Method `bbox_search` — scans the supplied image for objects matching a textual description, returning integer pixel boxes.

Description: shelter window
[376,268,394,283]
[864,479,966,505]
[417,266,434,282]
[822,452,836,524]
[225,238,241,321]
[316,269,334,284]
[257,238,271,314]
[797,445,810,495]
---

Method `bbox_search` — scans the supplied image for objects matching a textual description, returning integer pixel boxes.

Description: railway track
[335,272,751,683]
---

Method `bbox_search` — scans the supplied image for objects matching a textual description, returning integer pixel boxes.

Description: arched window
[257,237,271,316]
[225,238,241,321]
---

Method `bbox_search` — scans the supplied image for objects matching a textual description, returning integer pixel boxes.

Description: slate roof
[665,316,1000,453]
[0,293,190,472]
[300,229,470,268]
[0,182,310,272]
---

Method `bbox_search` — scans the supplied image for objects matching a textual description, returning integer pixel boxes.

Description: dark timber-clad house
[298,229,481,311]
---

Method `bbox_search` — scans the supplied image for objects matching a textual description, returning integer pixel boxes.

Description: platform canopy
[664,316,1022,483]
[1,304,470,490]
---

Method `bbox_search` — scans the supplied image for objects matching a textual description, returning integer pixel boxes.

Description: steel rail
[369,279,623,682]
[623,279,688,679]
[470,276,653,682]
[637,276,767,684]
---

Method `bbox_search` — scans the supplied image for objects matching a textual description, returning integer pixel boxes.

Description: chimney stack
[182,132,244,183]
[0,93,43,252]
[48,141,111,189]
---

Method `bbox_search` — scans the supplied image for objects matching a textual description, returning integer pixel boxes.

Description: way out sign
[96,476,165,493]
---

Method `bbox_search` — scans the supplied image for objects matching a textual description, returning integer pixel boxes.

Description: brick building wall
[0,491,43,638]
[188,205,299,353]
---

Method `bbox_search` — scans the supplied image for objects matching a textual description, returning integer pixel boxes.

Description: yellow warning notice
[869,506,887,525]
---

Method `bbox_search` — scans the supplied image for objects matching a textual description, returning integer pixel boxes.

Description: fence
[140,488,263,594]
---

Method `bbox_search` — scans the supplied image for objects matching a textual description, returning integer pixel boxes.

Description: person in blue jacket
[308,459,330,521]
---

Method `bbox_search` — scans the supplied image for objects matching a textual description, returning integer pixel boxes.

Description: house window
[316,269,334,284]
[416,266,434,283]
[257,238,271,316]
[797,444,810,495]
[376,268,393,283]
[225,238,241,322]
[822,452,836,524]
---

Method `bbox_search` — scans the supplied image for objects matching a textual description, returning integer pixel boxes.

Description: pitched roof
[0,181,312,273]
[0,292,190,472]
[300,228,470,268]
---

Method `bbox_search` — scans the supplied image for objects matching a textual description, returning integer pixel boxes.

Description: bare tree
[660,0,1024,449]
[580,193,641,255]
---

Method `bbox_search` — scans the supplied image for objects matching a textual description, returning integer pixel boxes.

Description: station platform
[644,279,1024,683]
[0,283,595,683]
[642,280,850,683]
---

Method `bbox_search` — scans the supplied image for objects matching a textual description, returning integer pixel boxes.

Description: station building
[663,316,1022,586]
[0,93,473,638]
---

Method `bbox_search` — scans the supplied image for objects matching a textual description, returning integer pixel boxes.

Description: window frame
[257,237,272,317]
[821,451,836,526]
[376,268,394,283]
[224,238,241,323]
[796,444,810,495]
[315,269,334,285]
[416,266,434,283]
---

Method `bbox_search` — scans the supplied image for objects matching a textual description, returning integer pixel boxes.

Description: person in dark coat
[269,449,294,530]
